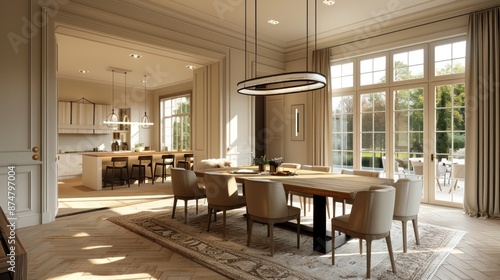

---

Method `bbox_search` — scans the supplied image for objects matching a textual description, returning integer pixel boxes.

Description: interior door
[0,1,44,227]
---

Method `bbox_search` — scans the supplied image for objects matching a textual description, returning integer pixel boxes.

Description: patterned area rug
[108,206,465,280]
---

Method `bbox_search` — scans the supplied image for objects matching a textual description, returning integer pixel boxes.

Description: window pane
[345,132,353,150]
[331,62,354,89]
[360,56,386,86]
[410,132,424,153]
[374,133,385,151]
[361,113,373,131]
[435,41,466,76]
[394,111,408,131]
[393,48,424,81]
[373,112,385,131]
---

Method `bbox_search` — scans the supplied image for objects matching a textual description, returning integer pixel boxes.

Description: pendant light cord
[254,0,257,78]
[124,72,127,109]
[112,70,115,111]
[306,0,309,72]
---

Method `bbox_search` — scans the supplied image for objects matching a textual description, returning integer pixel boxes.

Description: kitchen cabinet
[58,102,73,134]
[71,102,94,133]
[94,104,113,134]
[57,101,112,134]
[58,153,83,177]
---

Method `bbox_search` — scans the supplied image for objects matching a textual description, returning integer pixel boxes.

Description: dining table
[195,168,394,253]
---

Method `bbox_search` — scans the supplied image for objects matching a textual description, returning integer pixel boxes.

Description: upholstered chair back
[245,179,289,219]
[301,165,331,172]
[281,163,302,170]
[348,185,395,235]
[171,168,204,197]
[204,172,242,207]
[341,169,380,177]
[393,178,422,218]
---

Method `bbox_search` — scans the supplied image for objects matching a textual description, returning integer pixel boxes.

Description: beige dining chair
[289,165,331,217]
[204,172,247,238]
[393,178,423,253]
[280,162,301,172]
[331,185,396,278]
[244,178,301,256]
[336,169,380,217]
[341,169,380,177]
[170,168,206,224]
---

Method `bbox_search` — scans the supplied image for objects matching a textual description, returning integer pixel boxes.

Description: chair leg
[150,164,154,185]
[331,224,336,265]
[222,210,227,238]
[435,177,443,191]
[412,217,420,245]
[326,198,331,219]
[296,217,300,249]
[126,167,130,188]
[161,164,166,183]
[366,240,372,278]
[359,239,363,255]
[386,235,397,274]
[184,200,188,224]
[247,219,253,247]
[207,207,212,232]
[111,168,115,190]
[195,199,199,214]
[401,220,408,253]
[269,222,274,256]
[172,197,177,219]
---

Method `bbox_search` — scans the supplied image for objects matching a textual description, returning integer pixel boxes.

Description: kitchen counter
[82,151,189,190]
[81,151,168,157]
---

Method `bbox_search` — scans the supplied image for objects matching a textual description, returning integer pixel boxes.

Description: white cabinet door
[57,154,71,177]
[72,103,94,133]
[94,104,112,134]
[70,154,83,176]
[58,102,73,133]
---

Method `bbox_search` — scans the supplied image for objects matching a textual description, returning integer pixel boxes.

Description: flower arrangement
[268,157,283,167]
[253,155,268,165]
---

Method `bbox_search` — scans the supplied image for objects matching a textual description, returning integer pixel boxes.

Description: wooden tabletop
[196,169,393,200]
[81,151,177,157]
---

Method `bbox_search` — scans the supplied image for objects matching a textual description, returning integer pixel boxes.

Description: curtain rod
[329,5,499,49]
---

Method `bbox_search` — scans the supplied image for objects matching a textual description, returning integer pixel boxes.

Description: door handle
[32,146,40,161]
[431,154,434,162]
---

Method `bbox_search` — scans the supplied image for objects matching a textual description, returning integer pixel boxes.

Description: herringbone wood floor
[16,177,500,280]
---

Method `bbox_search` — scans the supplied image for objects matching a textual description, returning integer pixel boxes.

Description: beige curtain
[310,48,332,166]
[464,7,500,218]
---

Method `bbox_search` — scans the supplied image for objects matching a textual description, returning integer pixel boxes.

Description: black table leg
[312,195,331,253]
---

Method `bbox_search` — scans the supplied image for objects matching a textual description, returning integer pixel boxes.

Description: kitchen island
[82,151,186,190]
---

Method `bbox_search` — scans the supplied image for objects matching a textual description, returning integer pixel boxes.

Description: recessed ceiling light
[267,19,279,25]
[323,0,335,5]
[129,54,142,59]
[79,70,90,74]
[186,65,196,70]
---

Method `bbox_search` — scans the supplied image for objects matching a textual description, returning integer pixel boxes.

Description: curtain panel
[310,48,332,166]
[464,7,500,218]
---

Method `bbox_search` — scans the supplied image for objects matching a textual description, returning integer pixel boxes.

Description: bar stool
[154,154,175,183]
[103,157,130,190]
[177,153,194,170]
[130,155,154,186]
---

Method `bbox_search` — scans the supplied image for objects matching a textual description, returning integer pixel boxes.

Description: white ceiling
[57,0,495,89]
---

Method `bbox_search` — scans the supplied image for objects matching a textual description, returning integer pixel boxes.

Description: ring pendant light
[237,0,326,96]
